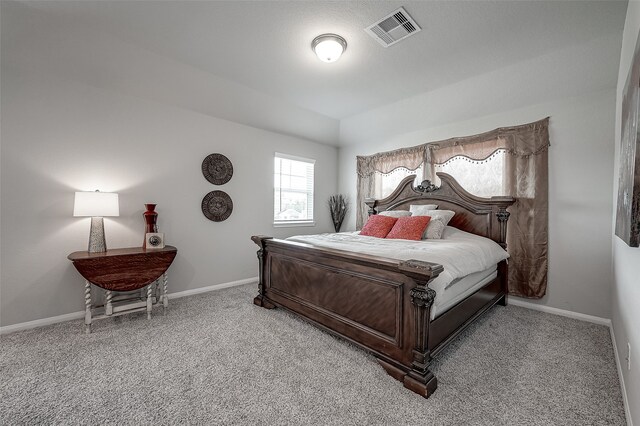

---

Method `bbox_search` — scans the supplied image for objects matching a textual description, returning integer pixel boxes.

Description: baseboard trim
[0,311,86,335]
[610,325,634,426]
[0,277,258,335]
[168,277,257,299]
[508,298,612,326]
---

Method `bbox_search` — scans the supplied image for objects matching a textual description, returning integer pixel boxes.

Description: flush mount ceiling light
[311,34,347,63]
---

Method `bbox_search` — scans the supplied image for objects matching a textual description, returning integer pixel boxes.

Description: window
[434,149,506,197]
[374,165,424,199]
[274,153,315,226]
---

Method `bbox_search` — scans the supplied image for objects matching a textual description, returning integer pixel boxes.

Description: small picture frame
[145,233,165,249]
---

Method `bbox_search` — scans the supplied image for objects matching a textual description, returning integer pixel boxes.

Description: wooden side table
[68,246,177,333]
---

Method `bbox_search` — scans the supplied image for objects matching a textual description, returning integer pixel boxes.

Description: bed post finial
[364,198,377,216]
[251,235,275,309]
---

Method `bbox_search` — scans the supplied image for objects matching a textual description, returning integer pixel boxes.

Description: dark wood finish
[68,246,177,291]
[252,173,515,398]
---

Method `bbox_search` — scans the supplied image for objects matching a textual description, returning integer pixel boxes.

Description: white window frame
[273,152,316,227]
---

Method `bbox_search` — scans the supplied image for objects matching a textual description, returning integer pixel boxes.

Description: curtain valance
[427,118,550,164]
[357,145,426,178]
[356,119,550,178]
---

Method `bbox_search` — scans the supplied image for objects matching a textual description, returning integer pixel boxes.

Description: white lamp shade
[73,191,119,217]
[312,34,347,63]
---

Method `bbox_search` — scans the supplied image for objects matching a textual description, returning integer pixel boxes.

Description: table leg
[146,283,153,319]
[163,272,169,313]
[105,290,113,316]
[84,280,92,334]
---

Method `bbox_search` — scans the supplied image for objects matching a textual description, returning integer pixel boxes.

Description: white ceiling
[22,1,627,121]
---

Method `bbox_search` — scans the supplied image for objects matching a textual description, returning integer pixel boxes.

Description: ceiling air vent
[365,7,421,48]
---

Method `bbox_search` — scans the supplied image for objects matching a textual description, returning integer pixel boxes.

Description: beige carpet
[0,284,626,425]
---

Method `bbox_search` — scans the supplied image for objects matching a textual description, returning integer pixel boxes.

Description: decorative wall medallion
[202,190,233,222]
[202,153,233,185]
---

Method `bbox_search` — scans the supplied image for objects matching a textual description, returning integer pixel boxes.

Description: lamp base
[88,217,107,253]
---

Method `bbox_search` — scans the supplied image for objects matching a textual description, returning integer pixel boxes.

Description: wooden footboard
[253,235,448,397]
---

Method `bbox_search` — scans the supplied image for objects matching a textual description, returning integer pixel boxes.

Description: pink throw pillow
[360,215,398,238]
[386,216,432,241]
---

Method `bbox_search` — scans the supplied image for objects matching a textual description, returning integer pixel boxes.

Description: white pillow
[409,207,455,239]
[379,210,412,218]
[409,204,439,215]
[424,217,447,239]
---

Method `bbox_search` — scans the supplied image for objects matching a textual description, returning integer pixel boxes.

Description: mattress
[430,265,498,319]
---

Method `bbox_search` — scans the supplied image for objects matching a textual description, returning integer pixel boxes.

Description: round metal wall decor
[202,153,233,185]
[201,190,233,222]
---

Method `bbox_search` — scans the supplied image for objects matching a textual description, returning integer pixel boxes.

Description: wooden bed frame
[252,173,515,398]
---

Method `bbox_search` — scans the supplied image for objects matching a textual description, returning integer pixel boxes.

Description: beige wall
[0,3,339,327]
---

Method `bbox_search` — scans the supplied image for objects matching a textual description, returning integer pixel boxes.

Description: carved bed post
[496,208,511,306]
[398,260,443,398]
[251,235,275,309]
[496,207,511,250]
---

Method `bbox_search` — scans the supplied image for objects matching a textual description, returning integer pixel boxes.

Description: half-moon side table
[68,246,177,334]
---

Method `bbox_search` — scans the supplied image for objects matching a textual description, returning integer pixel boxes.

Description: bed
[251,173,515,398]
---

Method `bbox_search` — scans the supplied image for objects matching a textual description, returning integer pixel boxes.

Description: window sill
[273,221,316,228]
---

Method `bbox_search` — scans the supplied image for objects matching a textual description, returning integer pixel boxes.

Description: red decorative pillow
[386,216,432,241]
[360,215,398,238]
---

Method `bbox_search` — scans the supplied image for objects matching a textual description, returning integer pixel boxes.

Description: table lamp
[74,190,119,253]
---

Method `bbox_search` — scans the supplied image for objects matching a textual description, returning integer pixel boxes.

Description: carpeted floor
[0,284,626,425]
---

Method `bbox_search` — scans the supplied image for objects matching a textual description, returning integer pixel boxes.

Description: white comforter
[286,227,508,296]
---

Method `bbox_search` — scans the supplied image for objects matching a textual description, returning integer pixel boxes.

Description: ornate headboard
[364,173,515,248]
